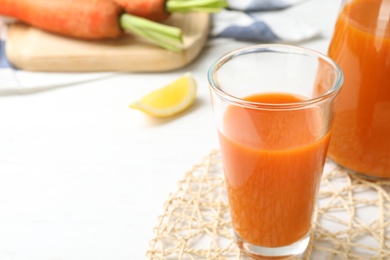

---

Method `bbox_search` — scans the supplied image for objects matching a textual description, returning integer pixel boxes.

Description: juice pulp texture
[328,0,390,177]
[218,93,330,247]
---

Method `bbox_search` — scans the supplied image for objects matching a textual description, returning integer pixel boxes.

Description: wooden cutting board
[6,13,210,72]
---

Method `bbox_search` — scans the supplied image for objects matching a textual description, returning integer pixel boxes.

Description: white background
[0,0,341,259]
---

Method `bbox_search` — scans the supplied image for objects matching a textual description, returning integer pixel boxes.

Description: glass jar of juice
[327,0,390,179]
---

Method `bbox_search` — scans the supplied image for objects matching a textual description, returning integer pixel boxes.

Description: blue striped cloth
[0,39,12,68]
[0,19,11,69]
[228,0,307,11]
[212,0,318,42]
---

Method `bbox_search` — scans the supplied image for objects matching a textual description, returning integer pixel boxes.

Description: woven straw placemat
[147,150,390,259]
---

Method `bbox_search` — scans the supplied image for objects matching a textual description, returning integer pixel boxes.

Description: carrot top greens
[167,0,228,13]
[120,0,227,51]
[120,14,182,51]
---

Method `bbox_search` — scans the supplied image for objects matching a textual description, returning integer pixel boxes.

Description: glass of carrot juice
[207,44,343,259]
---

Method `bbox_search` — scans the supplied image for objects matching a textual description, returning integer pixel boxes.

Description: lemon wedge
[129,73,197,117]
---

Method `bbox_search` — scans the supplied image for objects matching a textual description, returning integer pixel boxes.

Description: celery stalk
[166,0,228,13]
[119,0,227,52]
[120,14,183,52]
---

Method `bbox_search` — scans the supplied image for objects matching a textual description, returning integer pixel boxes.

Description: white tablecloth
[0,0,341,259]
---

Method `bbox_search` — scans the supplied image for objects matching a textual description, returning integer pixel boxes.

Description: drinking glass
[207,44,343,258]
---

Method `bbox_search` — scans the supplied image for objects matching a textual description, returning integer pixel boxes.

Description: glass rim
[207,44,344,110]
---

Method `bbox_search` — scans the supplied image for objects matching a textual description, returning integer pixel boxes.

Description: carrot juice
[218,93,330,248]
[328,0,390,178]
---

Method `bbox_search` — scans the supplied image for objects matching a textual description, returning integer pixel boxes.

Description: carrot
[0,0,183,51]
[114,0,169,21]
[0,0,123,39]
[112,0,228,21]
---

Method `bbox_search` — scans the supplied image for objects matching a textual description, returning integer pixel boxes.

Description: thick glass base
[235,232,310,259]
